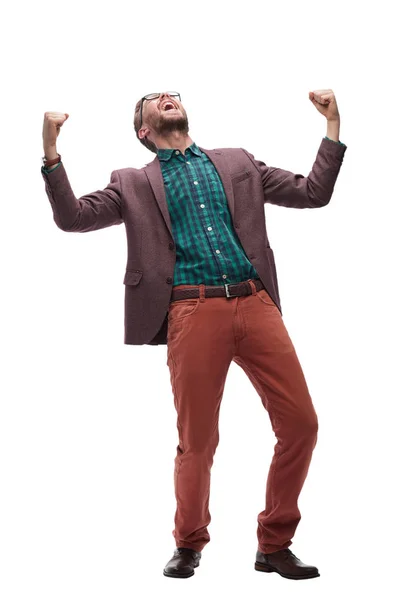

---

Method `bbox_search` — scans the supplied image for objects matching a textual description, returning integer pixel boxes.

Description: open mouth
[161,100,178,112]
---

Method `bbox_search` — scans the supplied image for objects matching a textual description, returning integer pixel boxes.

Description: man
[41,89,347,580]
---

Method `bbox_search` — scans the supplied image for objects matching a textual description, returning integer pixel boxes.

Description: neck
[154,131,194,155]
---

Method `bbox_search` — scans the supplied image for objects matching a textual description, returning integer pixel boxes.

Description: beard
[151,109,189,136]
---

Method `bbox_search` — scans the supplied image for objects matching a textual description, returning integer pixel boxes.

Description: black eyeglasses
[138,91,181,130]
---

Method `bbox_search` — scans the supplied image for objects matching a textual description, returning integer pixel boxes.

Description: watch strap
[42,153,61,168]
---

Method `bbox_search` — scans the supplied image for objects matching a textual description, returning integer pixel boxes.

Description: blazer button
[166,277,173,284]
[169,242,175,250]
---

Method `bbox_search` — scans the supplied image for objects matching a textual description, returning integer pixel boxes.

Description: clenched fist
[42,111,69,149]
[309,89,340,122]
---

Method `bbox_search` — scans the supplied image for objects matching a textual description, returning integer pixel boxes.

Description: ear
[138,128,149,140]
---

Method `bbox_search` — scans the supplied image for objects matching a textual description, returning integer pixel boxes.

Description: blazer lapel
[144,158,173,238]
[144,147,235,239]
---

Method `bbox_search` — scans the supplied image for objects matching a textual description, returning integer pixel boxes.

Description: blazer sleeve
[41,162,123,232]
[43,162,63,174]
[241,136,347,209]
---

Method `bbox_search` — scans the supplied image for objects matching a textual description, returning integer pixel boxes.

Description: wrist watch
[42,153,61,168]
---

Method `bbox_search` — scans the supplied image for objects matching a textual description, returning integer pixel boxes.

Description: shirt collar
[157,141,202,162]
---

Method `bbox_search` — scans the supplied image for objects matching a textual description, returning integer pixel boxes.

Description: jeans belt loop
[248,279,257,295]
[199,283,206,302]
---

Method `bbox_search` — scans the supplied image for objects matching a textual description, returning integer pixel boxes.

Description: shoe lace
[283,548,298,561]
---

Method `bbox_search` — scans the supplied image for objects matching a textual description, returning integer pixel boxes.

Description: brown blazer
[41,137,347,345]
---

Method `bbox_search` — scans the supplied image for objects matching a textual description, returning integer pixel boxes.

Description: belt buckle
[224,282,239,298]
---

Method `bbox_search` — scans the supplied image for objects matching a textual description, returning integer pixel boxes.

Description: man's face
[140,92,189,139]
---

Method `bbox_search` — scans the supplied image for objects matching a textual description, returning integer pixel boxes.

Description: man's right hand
[42,111,69,157]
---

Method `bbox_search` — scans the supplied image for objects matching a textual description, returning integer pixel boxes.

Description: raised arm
[41,111,123,232]
[241,136,347,209]
[41,163,123,232]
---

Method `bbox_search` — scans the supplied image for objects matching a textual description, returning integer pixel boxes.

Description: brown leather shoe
[163,547,202,578]
[255,548,320,580]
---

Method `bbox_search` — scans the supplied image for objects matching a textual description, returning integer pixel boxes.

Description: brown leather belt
[170,278,265,301]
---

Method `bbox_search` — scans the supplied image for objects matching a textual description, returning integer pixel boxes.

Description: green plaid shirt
[156,141,259,285]
[42,136,344,286]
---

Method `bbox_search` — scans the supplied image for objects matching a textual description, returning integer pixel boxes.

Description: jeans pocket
[256,288,277,307]
[168,298,200,323]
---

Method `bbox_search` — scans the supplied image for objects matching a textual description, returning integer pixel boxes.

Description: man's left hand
[309,89,340,121]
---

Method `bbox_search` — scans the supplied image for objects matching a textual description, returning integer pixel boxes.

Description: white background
[1,0,399,598]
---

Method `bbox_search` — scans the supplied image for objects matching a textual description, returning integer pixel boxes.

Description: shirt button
[200,204,205,208]
[194,181,199,185]
[166,276,173,284]
[186,161,190,164]
[216,250,220,254]
[222,274,227,279]
[207,226,212,231]
[175,150,179,155]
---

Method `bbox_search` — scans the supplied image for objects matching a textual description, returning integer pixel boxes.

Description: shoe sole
[163,563,200,578]
[254,561,320,580]
[163,569,195,578]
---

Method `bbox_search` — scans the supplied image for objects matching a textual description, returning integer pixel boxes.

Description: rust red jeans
[166,278,318,554]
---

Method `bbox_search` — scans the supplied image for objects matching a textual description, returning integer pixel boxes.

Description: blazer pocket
[123,269,143,285]
[231,169,252,184]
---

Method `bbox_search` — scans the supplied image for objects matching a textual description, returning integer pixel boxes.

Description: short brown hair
[133,98,158,154]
